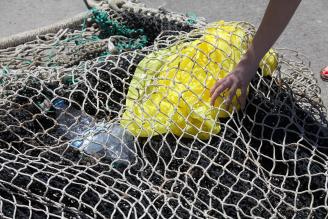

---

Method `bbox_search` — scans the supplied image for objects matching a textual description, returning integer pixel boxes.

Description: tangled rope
[0,1,327,218]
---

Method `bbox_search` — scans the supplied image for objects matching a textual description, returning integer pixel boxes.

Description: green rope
[63,75,78,85]
[15,57,33,65]
[1,66,9,75]
[91,8,144,39]
[97,51,111,62]
[0,66,9,85]
[91,8,148,51]
[12,8,149,70]
[186,12,198,25]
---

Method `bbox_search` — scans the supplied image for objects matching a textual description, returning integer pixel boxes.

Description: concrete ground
[0,0,327,110]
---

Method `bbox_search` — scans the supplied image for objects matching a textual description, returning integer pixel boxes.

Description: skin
[210,0,302,109]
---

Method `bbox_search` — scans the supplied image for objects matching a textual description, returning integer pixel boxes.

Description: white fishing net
[0,1,327,218]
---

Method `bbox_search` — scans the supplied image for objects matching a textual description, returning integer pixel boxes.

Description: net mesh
[0,2,327,218]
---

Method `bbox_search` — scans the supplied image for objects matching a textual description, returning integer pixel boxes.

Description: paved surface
[0,0,85,37]
[0,0,327,110]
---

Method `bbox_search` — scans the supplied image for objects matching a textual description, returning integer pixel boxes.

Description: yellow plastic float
[121,21,278,139]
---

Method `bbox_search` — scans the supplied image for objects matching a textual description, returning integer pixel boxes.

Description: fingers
[210,79,246,110]
[210,79,231,106]
[224,82,238,110]
[238,86,248,109]
[210,79,224,96]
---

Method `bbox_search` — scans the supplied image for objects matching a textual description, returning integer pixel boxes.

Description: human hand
[210,56,259,109]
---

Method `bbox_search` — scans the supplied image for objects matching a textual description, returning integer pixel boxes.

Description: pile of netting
[0,1,327,218]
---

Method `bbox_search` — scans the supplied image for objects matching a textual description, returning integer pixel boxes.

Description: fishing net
[0,1,327,218]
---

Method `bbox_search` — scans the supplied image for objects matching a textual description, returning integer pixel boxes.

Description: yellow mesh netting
[122,21,278,139]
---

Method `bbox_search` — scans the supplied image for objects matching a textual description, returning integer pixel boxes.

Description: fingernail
[210,98,215,106]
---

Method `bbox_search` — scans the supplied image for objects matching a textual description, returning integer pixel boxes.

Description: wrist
[234,49,260,81]
[239,50,260,72]
[243,45,262,65]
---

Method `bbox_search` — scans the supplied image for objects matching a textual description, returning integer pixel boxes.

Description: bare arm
[210,0,302,108]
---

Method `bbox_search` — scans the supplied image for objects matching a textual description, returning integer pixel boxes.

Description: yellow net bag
[122,21,278,139]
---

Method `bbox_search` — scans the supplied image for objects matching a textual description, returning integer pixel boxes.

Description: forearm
[211,0,302,107]
[245,0,302,63]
